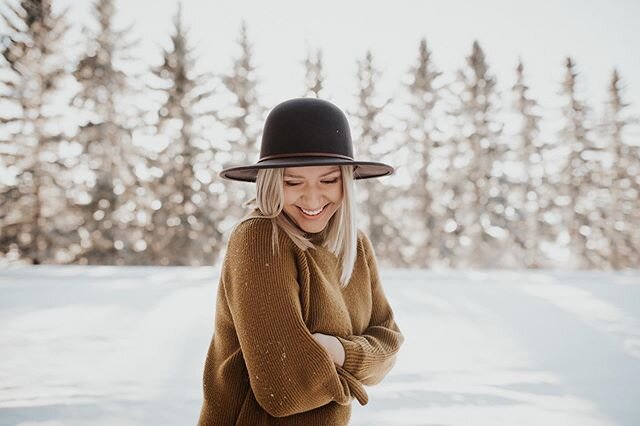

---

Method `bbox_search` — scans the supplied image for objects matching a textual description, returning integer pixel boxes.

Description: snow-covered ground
[1,266,639,426]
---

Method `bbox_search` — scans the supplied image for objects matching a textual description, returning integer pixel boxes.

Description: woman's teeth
[299,205,325,216]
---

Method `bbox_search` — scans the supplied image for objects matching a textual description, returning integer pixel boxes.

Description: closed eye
[284,178,340,186]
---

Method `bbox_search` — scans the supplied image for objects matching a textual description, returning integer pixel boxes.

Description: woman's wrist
[312,333,345,367]
[332,335,345,367]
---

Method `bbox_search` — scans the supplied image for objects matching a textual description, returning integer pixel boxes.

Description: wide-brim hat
[219,97,394,182]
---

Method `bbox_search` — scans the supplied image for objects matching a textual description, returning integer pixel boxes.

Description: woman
[198,98,404,425]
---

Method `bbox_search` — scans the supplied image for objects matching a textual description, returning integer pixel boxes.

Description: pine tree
[401,38,444,267]
[352,50,409,267]
[0,0,75,264]
[303,46,325,98]
[68,0,148,264]
[509,60,553,268]
[557,57,608,268]
[217,21,264,224]
[601,69,640,267]
[146,3,223,265]
[447,41,505,267]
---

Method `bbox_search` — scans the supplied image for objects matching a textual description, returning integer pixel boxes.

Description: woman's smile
[298,204,328,218]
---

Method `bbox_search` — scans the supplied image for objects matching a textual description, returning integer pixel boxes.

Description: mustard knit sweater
[198,217,404,425]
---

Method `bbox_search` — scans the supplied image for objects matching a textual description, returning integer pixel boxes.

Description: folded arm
[336,232,404,386]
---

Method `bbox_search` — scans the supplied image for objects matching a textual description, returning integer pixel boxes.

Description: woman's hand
[311,332,345,367]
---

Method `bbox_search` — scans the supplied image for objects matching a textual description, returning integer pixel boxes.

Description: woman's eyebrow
[284,169,341,178]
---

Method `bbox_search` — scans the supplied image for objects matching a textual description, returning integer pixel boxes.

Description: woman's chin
[295,217,328,233]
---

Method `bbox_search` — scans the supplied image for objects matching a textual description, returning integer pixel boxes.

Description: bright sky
[52,0,640,115]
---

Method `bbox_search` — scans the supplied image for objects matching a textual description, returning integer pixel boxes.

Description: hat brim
[219,157,394,182]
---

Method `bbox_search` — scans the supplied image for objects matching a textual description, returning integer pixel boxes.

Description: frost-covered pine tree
[303,46,325,98]
[401,38,444,267]
[146,4,224,265]
[601,69,640,267]
[509,60,553,268]
[0,0,75,264]
[556,57,608,268]
[447,41,505,267]
[351,50,409,267]
[68,0,148,265]
[217,21,264,224]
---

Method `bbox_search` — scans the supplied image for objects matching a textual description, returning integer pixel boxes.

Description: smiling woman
[282,166,343,234]
[198,98,404,425]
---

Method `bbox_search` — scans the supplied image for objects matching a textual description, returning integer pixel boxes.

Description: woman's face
[282,165,343,234]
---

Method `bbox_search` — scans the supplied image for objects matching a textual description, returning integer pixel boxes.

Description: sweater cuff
[336,336,366,376]
[336,365,368,406]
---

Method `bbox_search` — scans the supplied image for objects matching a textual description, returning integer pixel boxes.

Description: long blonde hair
[239,165,358,288]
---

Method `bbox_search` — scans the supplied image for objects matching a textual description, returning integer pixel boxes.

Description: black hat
[219,98,394,182]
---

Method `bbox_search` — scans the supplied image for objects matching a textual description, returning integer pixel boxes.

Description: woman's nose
[301,189,324,207]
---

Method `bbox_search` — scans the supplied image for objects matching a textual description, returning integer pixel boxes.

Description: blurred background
[1,0,639,269]
[1,1,640,425]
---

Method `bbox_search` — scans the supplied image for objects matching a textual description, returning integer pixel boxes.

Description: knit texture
[198,217,404,425]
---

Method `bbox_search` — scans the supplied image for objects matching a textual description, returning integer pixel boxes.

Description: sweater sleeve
[336,231,404,386]
[222,218,367,418]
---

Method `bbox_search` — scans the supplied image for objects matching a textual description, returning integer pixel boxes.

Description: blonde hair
[239,165,358,288]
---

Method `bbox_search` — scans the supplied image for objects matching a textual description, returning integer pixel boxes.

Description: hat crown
[259,98,354,161]
[218,97,394,182]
